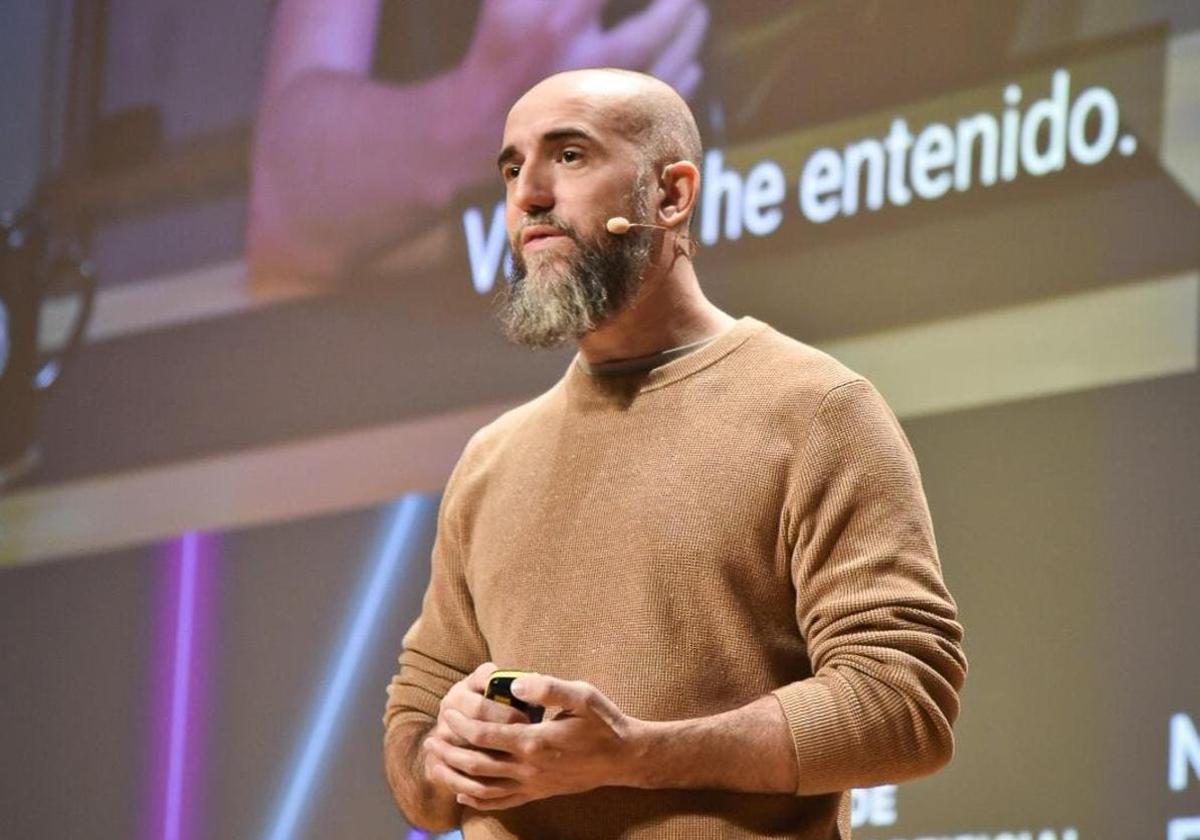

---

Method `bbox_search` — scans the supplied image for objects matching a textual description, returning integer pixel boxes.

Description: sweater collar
[562,316,768,404]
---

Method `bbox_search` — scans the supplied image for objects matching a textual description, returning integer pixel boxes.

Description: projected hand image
[248,0,709,295]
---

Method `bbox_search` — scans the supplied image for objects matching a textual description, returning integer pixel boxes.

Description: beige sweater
[384,317,966,839]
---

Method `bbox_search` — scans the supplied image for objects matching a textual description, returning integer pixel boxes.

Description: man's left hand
[429,674,645,810]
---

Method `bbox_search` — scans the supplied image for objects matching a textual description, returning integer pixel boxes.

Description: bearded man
[382,68,967,839]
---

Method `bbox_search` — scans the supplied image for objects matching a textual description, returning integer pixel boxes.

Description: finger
[432,718,469,749]
[445,709,524,753]
[550,0,606,33]
[464,661,499,692]
[480,695,532,724]
[670,61,703,101]
[426,729,487,764]
[439,741,523,780]
[449,688,529,724]
[432,762,520,802]
[457,790,530,811]
[649,3,709,85]
[511,675,593,713]
[604,0,698,69]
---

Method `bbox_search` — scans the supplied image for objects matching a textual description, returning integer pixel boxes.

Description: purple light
[144,531,216,840]
[164,533,197,840]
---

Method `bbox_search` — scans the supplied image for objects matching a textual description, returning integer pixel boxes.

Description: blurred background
[1,1,1198,838]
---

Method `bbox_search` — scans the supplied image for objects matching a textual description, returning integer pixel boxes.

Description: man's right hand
[421,662,530,796]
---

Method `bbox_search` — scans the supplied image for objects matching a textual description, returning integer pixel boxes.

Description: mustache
[514,213,579,247]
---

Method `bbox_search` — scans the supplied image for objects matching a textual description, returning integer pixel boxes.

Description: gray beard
[496,216,653,349]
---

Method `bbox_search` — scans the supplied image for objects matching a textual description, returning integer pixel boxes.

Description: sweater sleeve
[772,378,967,795]
[382,445,490,735]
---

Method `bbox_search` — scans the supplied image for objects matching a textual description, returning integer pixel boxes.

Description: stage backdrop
[1,2,1198,839]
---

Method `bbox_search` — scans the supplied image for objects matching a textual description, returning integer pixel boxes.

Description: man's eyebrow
[496,127,599,170]
[497,144,518,171]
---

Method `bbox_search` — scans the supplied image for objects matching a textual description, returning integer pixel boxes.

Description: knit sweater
[384,316,967,839]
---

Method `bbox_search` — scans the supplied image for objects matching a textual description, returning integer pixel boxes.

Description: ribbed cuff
[771,681,846,796]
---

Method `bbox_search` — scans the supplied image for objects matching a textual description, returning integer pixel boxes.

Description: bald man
[383,69,966,839]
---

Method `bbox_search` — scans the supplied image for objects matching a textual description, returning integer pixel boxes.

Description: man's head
[495,68,702,349]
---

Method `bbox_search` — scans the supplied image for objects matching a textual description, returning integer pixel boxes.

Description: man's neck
[577,265,736,366]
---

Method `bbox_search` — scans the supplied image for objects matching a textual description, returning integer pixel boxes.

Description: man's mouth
[521,225,569,249]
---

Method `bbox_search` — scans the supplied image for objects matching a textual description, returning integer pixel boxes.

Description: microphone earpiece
[606,216,671,235]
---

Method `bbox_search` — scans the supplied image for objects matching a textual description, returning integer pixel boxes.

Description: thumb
[511,674,592,713]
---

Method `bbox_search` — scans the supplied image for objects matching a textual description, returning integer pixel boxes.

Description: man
[383,68,966,839]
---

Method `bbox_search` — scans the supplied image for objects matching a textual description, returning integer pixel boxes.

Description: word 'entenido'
[793,68,1135,228]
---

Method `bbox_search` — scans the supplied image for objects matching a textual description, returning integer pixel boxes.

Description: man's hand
[424,671,798,813]
[420,662,531,801]
[425,674,644,811]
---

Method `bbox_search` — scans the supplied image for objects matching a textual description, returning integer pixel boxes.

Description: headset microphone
[605,216,671,235]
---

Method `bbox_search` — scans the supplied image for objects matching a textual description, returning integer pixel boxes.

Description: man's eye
[561,149,583,163]
[504,164,521,180]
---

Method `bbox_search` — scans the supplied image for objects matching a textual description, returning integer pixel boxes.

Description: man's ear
[657,160,700,231]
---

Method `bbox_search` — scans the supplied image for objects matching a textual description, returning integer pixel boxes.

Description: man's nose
[512,161,554,214]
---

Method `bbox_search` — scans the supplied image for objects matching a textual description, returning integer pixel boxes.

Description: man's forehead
[503,74,640,145]
[505,93,596,135]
